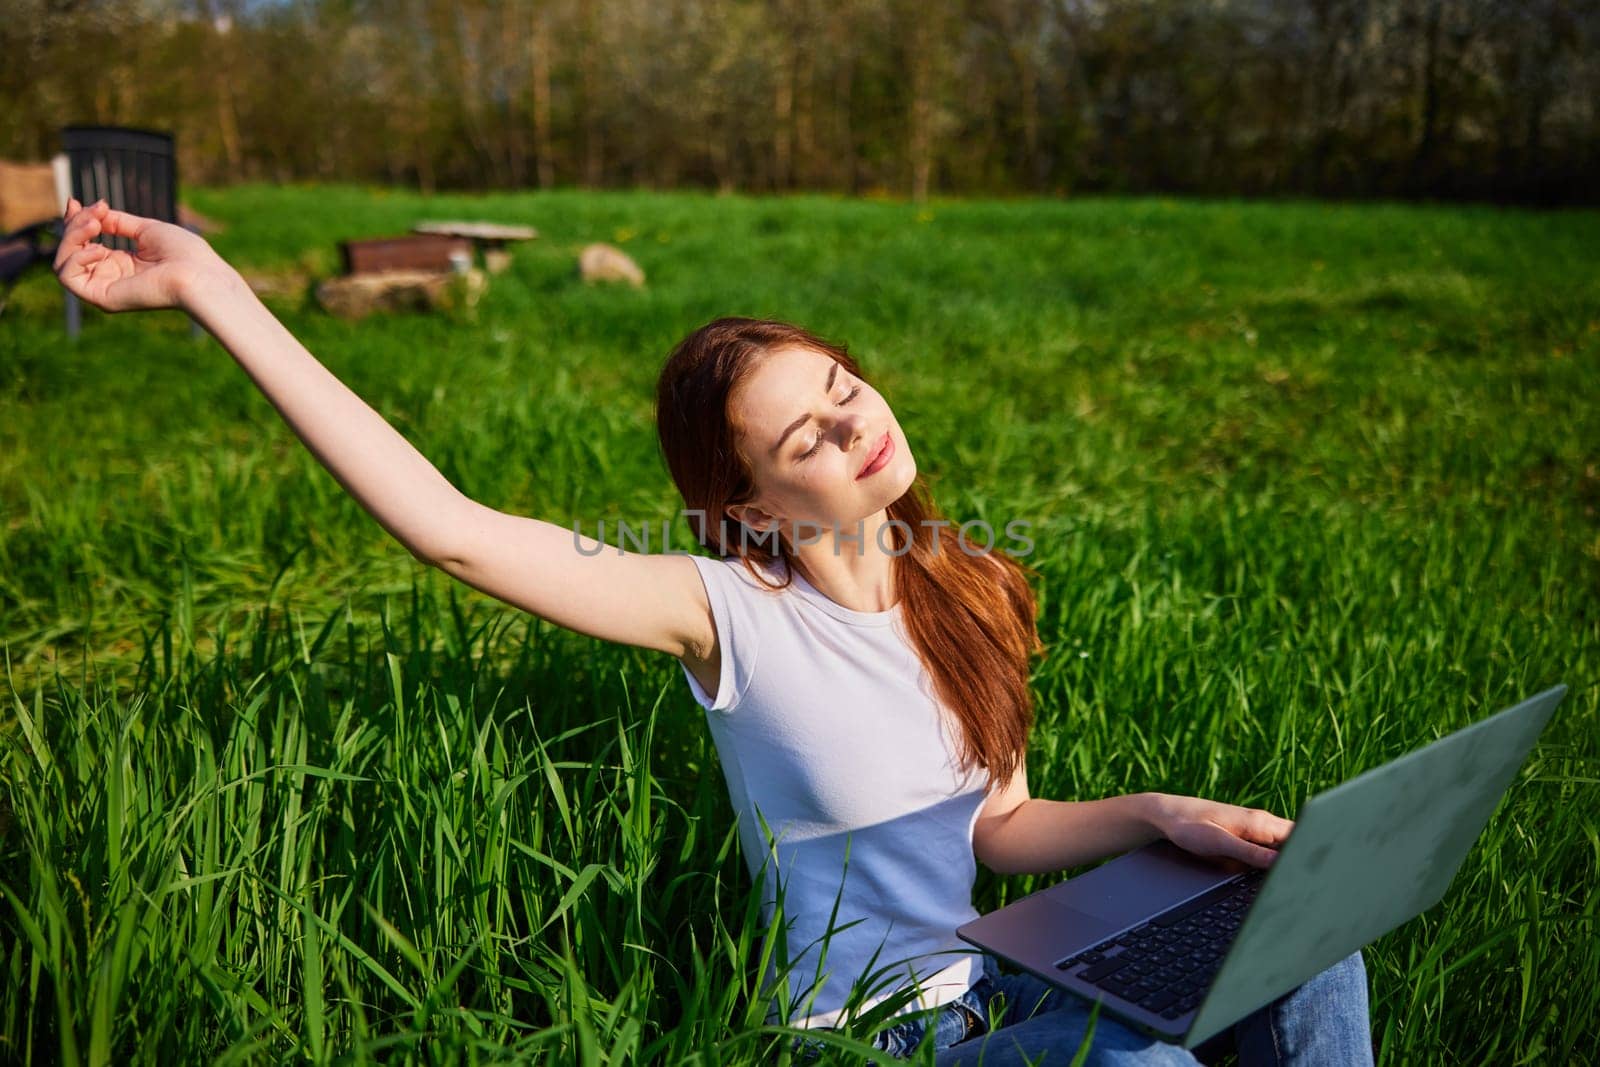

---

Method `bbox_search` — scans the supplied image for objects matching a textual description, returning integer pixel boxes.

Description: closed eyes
[801,385,862,458]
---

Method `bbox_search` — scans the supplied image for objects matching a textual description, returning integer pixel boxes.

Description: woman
[53,199,1373,1064]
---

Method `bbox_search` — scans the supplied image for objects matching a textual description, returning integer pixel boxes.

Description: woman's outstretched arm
[53,198,717,666]
[973,760,1295,875]
[55,197,469,562]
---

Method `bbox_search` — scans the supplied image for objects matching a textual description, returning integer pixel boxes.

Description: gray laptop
[958,684,1567,1048]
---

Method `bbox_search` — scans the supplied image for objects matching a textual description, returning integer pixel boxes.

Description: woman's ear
[725,502,779,534]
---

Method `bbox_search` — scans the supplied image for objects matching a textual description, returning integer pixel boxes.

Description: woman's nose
[839,412,867,450]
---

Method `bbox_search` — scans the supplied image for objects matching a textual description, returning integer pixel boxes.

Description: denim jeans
[792,949,1373,1066]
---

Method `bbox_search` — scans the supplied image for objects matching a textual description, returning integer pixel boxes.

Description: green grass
[1,186,1597,1064]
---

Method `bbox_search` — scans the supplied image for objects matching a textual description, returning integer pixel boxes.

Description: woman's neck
[787,510,901,612]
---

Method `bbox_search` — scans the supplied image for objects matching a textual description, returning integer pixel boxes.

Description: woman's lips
[857,432,894,479]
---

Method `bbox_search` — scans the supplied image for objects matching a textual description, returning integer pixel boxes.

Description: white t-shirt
[678,552,992,1030]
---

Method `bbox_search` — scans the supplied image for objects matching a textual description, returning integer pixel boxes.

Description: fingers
[57,243,112,295]
[67,243,111,268]
[97,205,150,241]
[1227,808,1292,867]
[55,200,142,276]
[1199,821,1278,868]
[66,200,141,243]
[64,197,108,223]
[1243,808,1295,847]
[55,209,104,273]
[61,198,110,239]
[1236,839,1279,868]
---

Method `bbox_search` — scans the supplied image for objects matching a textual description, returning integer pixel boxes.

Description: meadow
[0,186,1596,1064]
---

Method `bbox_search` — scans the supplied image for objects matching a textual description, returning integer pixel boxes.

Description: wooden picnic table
[412,221,538,273]
[413,221,539,244]
[326,232,484,319]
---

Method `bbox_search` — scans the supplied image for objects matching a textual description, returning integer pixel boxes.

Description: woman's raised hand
[53,197,222,314]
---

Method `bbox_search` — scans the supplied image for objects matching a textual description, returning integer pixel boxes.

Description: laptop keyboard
[1054,868,1266,1021]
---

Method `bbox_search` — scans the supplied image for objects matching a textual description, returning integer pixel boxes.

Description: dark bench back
[61,126,178,253]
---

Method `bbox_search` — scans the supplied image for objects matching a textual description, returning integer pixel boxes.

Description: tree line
[3,0,1596,204]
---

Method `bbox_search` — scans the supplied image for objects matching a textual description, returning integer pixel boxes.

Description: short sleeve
[679,554,766,713]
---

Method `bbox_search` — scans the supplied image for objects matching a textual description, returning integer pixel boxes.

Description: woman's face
[726,344,916,540]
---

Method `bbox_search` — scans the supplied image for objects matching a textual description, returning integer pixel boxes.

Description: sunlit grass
[1,186,1596,1063]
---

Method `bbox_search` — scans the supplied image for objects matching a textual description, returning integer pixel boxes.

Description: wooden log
[315,268,487,320]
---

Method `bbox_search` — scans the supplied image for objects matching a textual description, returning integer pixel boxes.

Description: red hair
[655,317,1044,789]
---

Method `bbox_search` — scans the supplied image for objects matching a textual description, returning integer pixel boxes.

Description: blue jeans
[792,950,1373,1066]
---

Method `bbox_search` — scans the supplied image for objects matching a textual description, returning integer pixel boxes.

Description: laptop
[957,684,1568,1048]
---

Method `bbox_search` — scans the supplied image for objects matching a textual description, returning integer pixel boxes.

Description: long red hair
[655,317,1044,790]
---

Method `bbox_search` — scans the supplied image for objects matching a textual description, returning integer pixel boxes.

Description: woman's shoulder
[678,553,790,712]
[698,552,792,592]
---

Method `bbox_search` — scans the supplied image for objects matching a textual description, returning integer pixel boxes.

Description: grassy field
[1,186,1596,1064]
